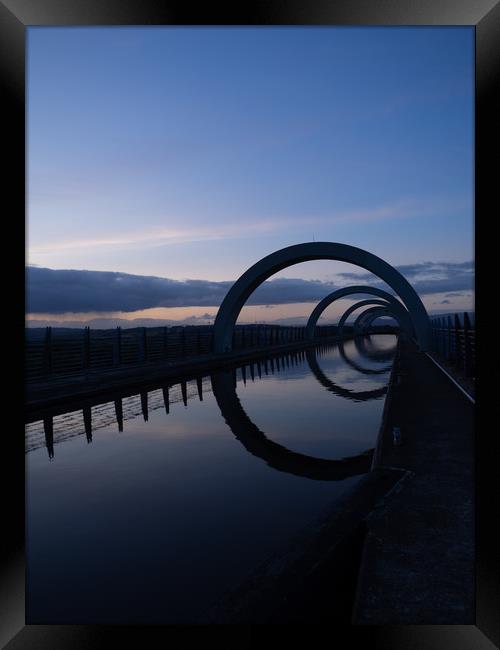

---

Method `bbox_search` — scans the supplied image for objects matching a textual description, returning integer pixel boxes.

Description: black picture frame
[3,0,498,647]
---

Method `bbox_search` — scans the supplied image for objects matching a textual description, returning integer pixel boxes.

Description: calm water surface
[26,334,396,623]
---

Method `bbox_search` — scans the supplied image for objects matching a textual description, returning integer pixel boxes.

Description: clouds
[26,260,474,314]
[26,267,336,314]
[335,261,474,296]
[29,197,470,260]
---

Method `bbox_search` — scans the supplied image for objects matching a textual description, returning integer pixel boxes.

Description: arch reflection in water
[354,335,397,363]
[210,369,373,481]
[338,336,396,375]
[339,341,392,375]
[27,336,399,625]
[32,338,394,463]
[305,347,389,402]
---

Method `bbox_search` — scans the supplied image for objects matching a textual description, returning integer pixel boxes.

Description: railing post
[113,327,121,367]
[162,385,170,414]
[439,317,445,357]
[44,326,52,376]
[164,326,169,358]
[454,314,462,371]
[181,327,186,357]
[446,316,453,361]
[140,391,148,421]
[43,416,54,459]
[83,326,90,370]
[83,405,92,443]
[114,398,123,432]
[137,328,144,362]
[463,312,472,377]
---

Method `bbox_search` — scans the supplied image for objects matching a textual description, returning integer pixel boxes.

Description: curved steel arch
[210,369,373,481]
[213,243,430,352]
[338,299,406,339]
[354,307,395,335]
[354,306,396,335]
[305,284,414,340]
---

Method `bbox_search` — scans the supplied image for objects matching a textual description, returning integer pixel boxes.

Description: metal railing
[430,313,475,378]
[25,323,340,383]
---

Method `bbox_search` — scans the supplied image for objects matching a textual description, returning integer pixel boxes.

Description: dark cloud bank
[335,261,474,296]
[26,262,474,315]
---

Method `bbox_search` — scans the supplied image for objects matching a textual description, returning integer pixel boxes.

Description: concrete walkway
[353,338,474,623]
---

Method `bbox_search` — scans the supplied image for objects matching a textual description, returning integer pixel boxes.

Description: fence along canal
[430,312,475,379]
[25,324,339,382]
[26,313,474,385]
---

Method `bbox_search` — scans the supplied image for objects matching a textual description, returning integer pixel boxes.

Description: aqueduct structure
[305,285,414,340]
[336,299,409,338]
[354,306,398,335]
[213,242,430,352]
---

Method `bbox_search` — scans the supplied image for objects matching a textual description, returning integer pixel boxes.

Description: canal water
[26,334,397,624]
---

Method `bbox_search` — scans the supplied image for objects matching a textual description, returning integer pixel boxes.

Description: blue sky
[27,26,474,325]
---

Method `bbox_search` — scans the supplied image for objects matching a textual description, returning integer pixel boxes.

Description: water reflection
[114,398,123,431]
[83,405,92,443]
[211,369,373,481]
[42,417,54,459]
[306,347,388,402]
[31,379,210,457]
[31,336,396,460]
[338,337,394,375]
[26,334,397,624]
[354,335,397,362]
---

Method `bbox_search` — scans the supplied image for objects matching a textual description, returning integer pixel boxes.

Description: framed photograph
[3,1,497,647]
